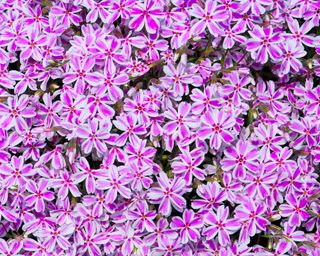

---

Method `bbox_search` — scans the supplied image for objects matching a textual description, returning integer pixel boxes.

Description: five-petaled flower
[0,95,36,132]
[279,194,309,227]
[63,57,103,94]
[129,0,163,34]
[198,109,235,150]
[148,172,187,216]
[247,26,283,64]
[163,102,198,139]
[170,209,203,244]
[203,206,241,246]
[190,1,228,36]
[221,140,259,179]
[25,179,54,212]
[96,165,131,203]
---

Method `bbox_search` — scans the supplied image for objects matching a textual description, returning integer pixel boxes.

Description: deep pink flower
[221,140,259,179]
[138,33,169,62]
[290,117,319,148]
[190,1,228,36]
[243,165,277,199]
[125,139,156,166]
[23,238,51,255]
[253,124,285,161]
[109,0,135,23]
[152,237,182,255]
[305,86,320,115]
[77,119,110,155]
[38,145,66,170]
[144,218,178,246]
[163,7,188,26]
[161,61,201,97]
[16,29,47,61]
[279,168,304,194]
[161,24,184,49]
[279,40,306,75]
[171,149,205,185]
[23,5,48,32]
[0,239,22,256]
[51,170,81,199]
[223,71,252,107]
[51,199,73,226]
[235,200,269,238]
[257,81,291,114]
[51,3,82,27]
[148,172,187,216]
[96,165,131,203]
[38,93,62,127]
[247,26,283,64]
[94,38,127,72]
[171,209,203,244]
[41,37,65,67]
[222,25,247,49]
[192,182,225,211]
[9,69,38,95]
[203,206,240,246]
[163,102,198,139]
[60,92,85,123]
[129,0,164,34]
[36,224,74,252]
[198,109,234,150]
[123,91,157,124]
[86,0,110,23]
[265,147,297,173]
[233,13,259,30]
[113,223,144,256]
[286,19,315,47]
[0,155,34,189]
[78,223,109,256]
[0,48,9,65]
[73,203,104,232]
[128,161,153,191]
[238,0,272,15]
[82,190,114,217]
[63,57,103,94]
[128,201,157,232]
[86,95,116,126]
[268,172,286,208]
[25,179,54,212]
[1,20,26,53]
[190,86,221,115]
[279,194,309,226]
[113,113,147,146]
[73,157,107,194]
[0,95,36,132]
[96,64,128,103]
[281,222,305,247]
[263,239,291,256]
[0,205,17,222]
[0,64,15,89]
[45,15,66,35]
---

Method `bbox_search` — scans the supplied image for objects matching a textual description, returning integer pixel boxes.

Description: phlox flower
[170,209,203,244]
[129,0,163,34]
[247,26,283,64]
[198,109,234,150]
[163,102,198,139]
[221,140,259,179]
[148,172,187,216]
[203,206,240,246]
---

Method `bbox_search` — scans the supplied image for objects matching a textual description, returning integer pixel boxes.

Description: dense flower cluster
[0,0,319,255]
